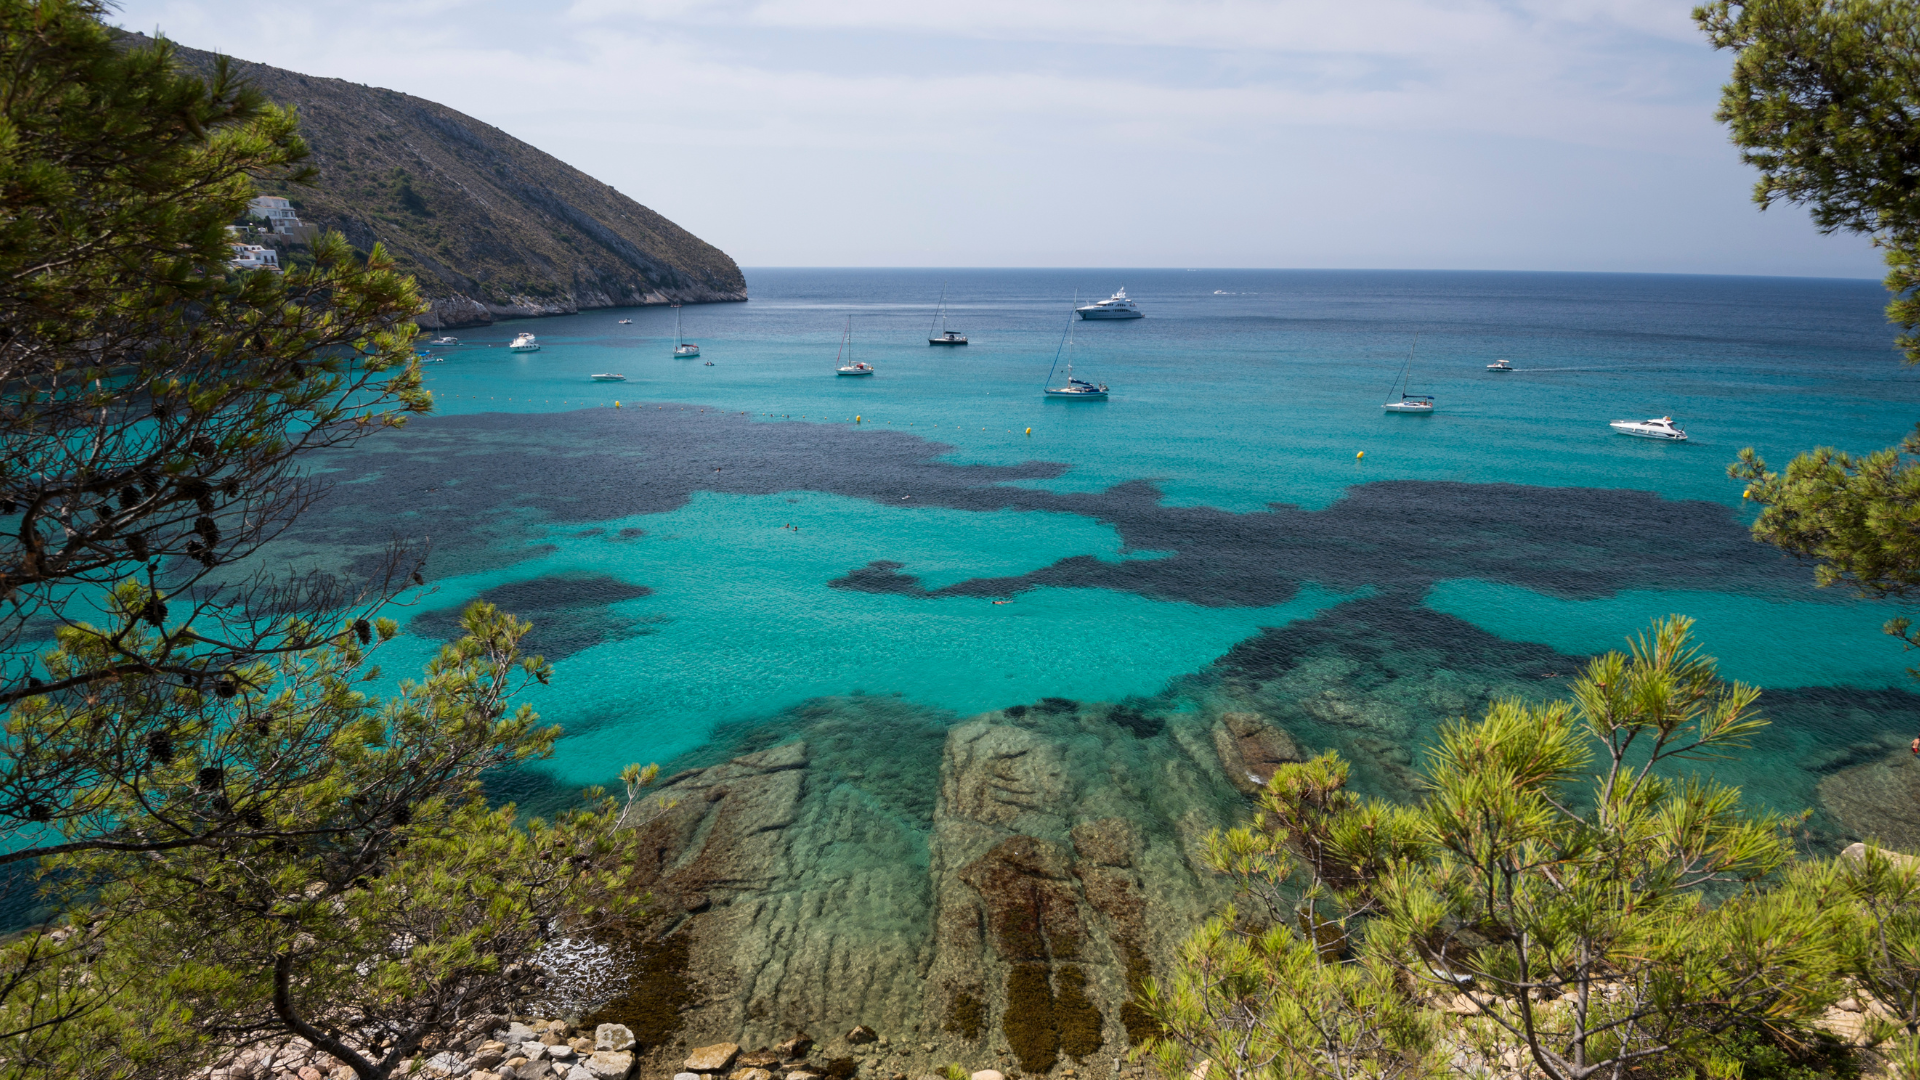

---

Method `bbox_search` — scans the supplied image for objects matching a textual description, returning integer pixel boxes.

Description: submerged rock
[1820,751,1920,851]
[598,699,1250,1080]
[1211,712,1303,795]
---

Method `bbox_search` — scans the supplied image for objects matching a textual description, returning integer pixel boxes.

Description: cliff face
[143,36,747,328]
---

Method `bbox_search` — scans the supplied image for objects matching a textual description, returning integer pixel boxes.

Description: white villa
[247,196,305,234]
[228,244,280,272]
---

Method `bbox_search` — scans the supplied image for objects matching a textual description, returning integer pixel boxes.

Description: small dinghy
[1609,416,1688,441]
[591,373,626,382]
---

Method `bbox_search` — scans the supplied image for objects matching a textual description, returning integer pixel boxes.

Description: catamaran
[672,303,699,358]
[929,283,967,345]
[834,317,873,376]
[1382,337,1433,413]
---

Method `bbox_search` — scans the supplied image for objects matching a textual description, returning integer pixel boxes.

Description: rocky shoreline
[590,698,1296,1080]
[416,288,747,331]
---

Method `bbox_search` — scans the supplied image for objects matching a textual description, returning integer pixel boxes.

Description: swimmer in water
[1911,737,1919,756]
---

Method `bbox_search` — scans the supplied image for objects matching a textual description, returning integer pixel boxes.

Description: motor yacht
[1486,359,1513,372]
[591,373,626,382]
[508,333,540,352]
[429,336,459,346]
[1609,416,1688,441]
[1076,287,1144,320]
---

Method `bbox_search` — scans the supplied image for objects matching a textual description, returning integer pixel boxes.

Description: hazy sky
[112,0,1885,277]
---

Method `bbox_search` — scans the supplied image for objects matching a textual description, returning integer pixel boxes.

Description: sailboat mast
[931,283,946,337]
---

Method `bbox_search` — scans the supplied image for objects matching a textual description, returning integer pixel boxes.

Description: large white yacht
[1076,287,1144,320]
[508,332,540,352]
[1609,416,1688,441]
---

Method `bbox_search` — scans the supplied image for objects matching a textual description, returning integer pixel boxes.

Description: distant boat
[1382,336,1433,413]
[672,303,699,358]
[591,373,626,382]
[509,332,540,352]
[1486,359,1513,372]
[929,283,968,345]
[618,318,632,325]
[1076,286,1144,320]
[834,317,873,376]
[429,336,459,345]
[1610,416,1688,441]
[1043,299,1107,399]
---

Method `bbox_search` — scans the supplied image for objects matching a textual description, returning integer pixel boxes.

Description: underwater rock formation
[1819,748,1920,852]
[601,700,1251,1080]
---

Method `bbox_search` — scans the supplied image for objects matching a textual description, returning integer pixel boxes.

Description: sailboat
[672,303,699,358]
[834,317,873,376]
[1043,298,1107,399]
[1382,336,1434,413]
[929,283,967,346]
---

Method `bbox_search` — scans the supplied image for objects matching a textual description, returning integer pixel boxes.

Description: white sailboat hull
[1076,308,1143,320]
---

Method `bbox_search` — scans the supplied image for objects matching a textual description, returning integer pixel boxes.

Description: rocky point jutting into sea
[126,34,748,329]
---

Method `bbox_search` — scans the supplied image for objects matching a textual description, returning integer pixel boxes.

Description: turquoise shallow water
[294,269,1920,832]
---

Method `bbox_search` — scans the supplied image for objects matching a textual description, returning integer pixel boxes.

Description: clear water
[296,268,1920,837]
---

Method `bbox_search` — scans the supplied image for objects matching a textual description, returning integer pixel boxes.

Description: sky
[111,0,1887,277]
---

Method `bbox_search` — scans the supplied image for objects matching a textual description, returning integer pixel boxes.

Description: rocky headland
[127,34,747,328]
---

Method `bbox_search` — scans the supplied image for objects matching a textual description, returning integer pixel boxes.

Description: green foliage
[1147,618,1849,1080]
[1695,0,1920,361]
[1140,910,1438,1080]
[0,602,651,1079]
[0,0,430,716]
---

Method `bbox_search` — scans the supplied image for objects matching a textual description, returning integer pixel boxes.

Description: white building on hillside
[247,196,304,234]
[229,244,280,272]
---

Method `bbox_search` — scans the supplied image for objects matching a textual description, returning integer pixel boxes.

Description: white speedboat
[508,332,540,352]
[591,373,626,382]
[1610,416,1688,441]
[672,303,699,357]
[618,318,632,325]
[1382,336,1433,413]
[1076,287,1144,320]
[832,317,873,376]
[1486,359,1513,372]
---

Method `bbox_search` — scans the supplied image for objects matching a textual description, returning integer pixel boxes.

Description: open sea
[294,268,1920,843]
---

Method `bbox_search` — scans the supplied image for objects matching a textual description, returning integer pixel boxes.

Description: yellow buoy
[1742,490,1750,499]
[1026,427,1032,436]
[615,401,621,408]
[1356,451,1364,459]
